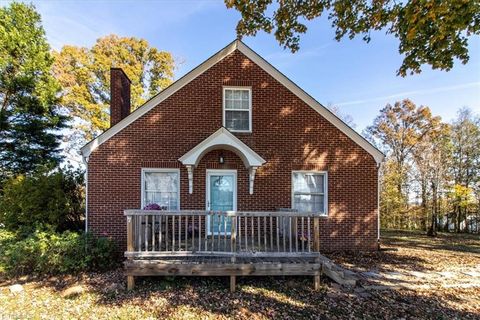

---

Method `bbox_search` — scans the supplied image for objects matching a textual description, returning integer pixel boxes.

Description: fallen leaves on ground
[0,230,478,319]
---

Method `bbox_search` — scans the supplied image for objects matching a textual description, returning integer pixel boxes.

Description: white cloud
[336,82,480,106]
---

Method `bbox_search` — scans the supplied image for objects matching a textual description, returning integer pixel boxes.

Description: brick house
[81,40,384,263]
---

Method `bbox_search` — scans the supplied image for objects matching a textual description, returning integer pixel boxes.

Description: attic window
[223,87,251,132]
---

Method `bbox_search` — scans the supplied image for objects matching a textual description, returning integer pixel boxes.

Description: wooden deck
[124,210,351,291]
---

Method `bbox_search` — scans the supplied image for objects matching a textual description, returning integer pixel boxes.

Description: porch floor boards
[126,256,318,264]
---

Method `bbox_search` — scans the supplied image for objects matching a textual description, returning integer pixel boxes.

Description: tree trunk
[465,207,470,233]
[427,213,437,236]
[454,206,460,233]
[421,180,428,231]
[427,182,438,237]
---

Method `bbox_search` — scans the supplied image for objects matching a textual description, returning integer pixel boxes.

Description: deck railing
[125,210,321,258]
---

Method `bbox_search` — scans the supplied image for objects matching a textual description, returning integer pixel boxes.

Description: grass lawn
[1,230,479,319]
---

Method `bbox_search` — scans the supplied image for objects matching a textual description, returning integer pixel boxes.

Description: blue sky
[23,0,480,131]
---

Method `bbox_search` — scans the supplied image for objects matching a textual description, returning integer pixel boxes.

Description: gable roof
[81,39,384,164]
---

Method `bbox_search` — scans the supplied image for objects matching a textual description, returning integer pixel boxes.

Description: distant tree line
[366,101,480,235]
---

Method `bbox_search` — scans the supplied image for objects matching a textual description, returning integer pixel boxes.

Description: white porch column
[249,166,258,195]
[186,165,194,194]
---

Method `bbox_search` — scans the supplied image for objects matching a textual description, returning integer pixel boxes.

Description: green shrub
[0,229,16,274]
[0,166,85,232]
[0,228,118,278]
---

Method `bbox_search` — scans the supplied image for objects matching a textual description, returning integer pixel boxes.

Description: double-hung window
[223,87,251,132]
[142,169,180,210]
[292,171,327,215]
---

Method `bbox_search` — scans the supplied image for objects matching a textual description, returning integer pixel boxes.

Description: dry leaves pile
[0,230,478,319]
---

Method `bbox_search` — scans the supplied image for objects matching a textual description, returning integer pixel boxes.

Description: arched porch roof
[178,127,265,168]
[178,127,266,194]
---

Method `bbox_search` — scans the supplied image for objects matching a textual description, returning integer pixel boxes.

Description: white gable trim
[81,40,384,165]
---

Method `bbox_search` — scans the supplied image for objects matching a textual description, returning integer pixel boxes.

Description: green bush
[0,228,118,277]
[0,166,84,232]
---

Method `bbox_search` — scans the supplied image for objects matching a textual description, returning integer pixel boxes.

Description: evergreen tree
[0,2,67,180]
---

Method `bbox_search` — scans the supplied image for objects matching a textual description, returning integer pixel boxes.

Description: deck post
[127,275,135,290]
[313,217,320,253]
[126,215,135,290]
[314,271,321,291]
[313,217,321,290]
[231,216,237,262]
[230,216,237,292]
[230,275,236,293]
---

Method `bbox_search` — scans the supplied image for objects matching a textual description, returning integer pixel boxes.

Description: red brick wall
[87,50,379,252]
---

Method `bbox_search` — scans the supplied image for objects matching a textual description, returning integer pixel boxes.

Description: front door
[206,170,236,235]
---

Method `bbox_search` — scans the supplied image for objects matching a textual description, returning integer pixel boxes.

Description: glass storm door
[207,170,236,235]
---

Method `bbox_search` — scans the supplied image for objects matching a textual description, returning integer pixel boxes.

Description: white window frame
[141,168,180,210]
[222,86,252,133]
[291,171,328,216]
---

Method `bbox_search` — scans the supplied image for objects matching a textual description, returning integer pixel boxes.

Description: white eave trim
[81,39,384,165]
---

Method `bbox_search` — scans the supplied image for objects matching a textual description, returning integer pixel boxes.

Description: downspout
[377,161,383,249]
[82,155,89,233]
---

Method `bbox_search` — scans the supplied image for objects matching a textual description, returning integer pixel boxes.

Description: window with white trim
[142,169,179,210]
[223,87,251,132]
[292,172,327,215]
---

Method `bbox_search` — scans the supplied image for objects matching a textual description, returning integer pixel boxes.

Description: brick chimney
[110,68,131,127]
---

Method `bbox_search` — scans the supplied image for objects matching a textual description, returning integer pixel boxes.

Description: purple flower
[143,203,161,210]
